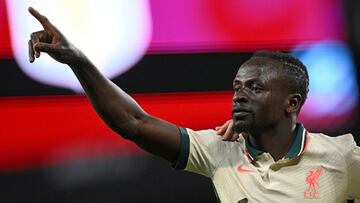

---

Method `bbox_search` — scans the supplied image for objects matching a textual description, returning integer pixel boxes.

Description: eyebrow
[233,78,263,85]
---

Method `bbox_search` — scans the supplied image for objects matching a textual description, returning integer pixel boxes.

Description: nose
[233,91,249,103]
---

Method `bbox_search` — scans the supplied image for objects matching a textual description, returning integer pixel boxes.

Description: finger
[30,32,41,58]
[237,133,245,142]
[216,120,231,135]
[28,7,55,32]
[222,129,232,141]
[222,121,234,141]
[230,133,240,142]
[34,42,60,54]
[216,124,226,135]
[222,134,231,141]
[218,120,231,136]
[28,40,35,63]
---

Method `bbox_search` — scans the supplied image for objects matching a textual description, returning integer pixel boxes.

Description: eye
[250,84,262,92]
[233,85,240,92]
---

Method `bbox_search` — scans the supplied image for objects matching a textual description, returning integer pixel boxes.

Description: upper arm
[115,113,227,177]
[126,115,181,164]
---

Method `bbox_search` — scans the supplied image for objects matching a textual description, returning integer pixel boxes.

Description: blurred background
[1,0,360,202]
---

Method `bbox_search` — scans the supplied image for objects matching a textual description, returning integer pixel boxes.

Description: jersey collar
[245,123,308,161]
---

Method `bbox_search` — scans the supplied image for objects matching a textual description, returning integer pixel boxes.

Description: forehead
[234,57,284,83]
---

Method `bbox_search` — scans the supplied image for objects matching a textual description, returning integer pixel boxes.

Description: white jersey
[174,124,360,203]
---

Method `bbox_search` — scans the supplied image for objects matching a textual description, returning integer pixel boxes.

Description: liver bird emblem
[304,167,324,199]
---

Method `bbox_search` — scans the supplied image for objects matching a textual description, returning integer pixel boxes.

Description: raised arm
[28,7,180,163]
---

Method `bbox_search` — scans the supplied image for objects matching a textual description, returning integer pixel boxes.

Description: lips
[233,111,250,116]
[232,106,252,114]
[232,106,252,119]
[233,112,251,120]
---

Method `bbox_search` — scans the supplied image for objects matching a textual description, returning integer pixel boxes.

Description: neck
[246,119,297,161]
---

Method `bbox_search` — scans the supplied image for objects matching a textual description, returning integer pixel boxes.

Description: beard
[233,118,255,134]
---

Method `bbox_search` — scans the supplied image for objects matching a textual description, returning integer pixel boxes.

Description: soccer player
[28,7,359,202]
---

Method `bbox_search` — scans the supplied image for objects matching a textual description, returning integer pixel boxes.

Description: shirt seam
[210,140,240,179]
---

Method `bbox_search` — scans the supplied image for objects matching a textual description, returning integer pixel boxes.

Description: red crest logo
[304,166,324,199]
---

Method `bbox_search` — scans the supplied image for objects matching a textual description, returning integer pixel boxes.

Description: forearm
[69,56,147,140]
[28,7,181,163]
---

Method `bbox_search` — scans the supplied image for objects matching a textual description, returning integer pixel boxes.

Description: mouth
[233,111,251,120]
[232,106,252,120]
[232,106,251,113]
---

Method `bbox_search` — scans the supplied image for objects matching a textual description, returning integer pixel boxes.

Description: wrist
[67,49,90,69]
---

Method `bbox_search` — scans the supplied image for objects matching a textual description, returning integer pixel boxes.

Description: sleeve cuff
[172,127,190,170]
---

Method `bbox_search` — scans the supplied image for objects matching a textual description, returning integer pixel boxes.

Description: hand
[215,120,240,141]
[28,7,84,65]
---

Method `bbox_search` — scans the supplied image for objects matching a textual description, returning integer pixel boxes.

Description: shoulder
[180,128,243,176]
[184,128,245,160]
[185,128,243,148]
[186,128,219,137]
[308,132,356,155]
[309,132,355,146]
[185,128,222,144]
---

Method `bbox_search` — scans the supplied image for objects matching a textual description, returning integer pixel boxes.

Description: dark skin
[28,7,302,163]
[28,7,180,163]
[222,58,302,161]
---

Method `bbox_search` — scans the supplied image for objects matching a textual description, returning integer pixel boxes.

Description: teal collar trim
[245,123,307,160]
[245,139,263,160]
[285,123,307,158]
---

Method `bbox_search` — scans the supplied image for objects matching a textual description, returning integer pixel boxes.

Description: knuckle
[31,31,42,39]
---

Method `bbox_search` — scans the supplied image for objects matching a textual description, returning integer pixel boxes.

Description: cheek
[255,95,284,120]
[269,97,286,117]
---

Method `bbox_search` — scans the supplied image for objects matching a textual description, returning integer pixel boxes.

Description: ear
[285,93,302,114]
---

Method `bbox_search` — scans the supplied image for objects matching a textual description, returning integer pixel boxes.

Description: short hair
[252,51,309,112]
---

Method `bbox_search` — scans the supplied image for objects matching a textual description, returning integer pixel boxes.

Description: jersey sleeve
[173,127,229,178]
[344,135,360,199]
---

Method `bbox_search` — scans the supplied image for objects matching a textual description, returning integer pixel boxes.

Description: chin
[233,120,253,134]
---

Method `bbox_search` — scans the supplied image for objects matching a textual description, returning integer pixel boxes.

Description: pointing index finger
[28,7,55,31]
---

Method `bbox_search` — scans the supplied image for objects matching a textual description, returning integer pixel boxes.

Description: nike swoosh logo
[237,164,256,173]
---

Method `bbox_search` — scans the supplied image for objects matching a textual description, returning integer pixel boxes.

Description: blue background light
[292,41,358,129]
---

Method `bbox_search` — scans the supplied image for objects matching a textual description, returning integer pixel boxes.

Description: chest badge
[304,166,324,199]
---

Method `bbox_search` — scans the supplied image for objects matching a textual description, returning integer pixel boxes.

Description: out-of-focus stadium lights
[292,41,359,130]
[6,0,152,92]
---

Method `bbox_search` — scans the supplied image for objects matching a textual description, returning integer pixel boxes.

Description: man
[28,7,359,202]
